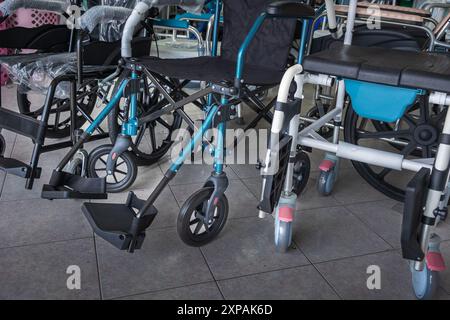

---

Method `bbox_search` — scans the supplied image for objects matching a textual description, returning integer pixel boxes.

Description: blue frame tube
[235,13,267,83]
[298,19,311,64]
[85,79,128,135]
[211,0,222,57]
[170,105,220,172]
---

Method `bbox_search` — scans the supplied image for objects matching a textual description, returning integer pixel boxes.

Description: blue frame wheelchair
[43,0,315,252]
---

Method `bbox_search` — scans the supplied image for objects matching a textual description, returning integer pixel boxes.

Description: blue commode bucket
[344,79,420,123]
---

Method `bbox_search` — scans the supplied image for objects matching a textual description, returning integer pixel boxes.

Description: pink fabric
[426,252,446,272]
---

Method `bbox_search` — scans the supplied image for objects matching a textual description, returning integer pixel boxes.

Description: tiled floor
[0,85,450,300]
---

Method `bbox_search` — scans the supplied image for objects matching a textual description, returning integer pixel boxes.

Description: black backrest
[221,0,297,71]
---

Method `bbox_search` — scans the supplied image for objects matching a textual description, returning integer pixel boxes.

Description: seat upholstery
[139,0,298,86]
[303,44,450,93]
[139,56,285,85]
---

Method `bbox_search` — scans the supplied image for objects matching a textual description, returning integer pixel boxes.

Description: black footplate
[258,135,292,214]
[41,170,107,200]
[82,192,157,252]
[401,167,430,261]
[0,156,41,179]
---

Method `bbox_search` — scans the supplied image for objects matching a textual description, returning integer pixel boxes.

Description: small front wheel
[177,187,228,247]
[274,219,292,253]
[317,168,336,196]
[87,145,137,193]
[411,263,440,300]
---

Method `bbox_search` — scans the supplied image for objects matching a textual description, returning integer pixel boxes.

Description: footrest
[0,156,41,178]
[258,135,292,214]
[82,192,157,252]
[401,168,430,261]
[41,170,107,200]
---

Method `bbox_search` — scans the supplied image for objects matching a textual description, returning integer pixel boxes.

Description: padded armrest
[266,1,315,19]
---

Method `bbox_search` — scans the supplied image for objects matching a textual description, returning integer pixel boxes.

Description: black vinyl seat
[303,44,450,93]
[140,0,298,86]
[139,56,286,85]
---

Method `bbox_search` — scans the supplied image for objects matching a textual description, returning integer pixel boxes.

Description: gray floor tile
[95,227,213,299]
[293,206,391,263]
[0,238,99,300]
[229,164,261,179]
[331,169,389,205]
[0,198,92,249]
[201,217,309,280]
[171,179,259,220]
[120,282,223,300]
[316,250,417,300]
[346,200,450,248]
[439,240,450,294]
[218,265,339,300]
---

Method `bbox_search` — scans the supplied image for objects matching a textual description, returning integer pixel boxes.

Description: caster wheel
[317,168,336,196]
[274,219,292,253]
[292,151,310,196]
[0,134,5,157]
[87,145,138,193]
[412,264,439,300]
[177,187,228,247]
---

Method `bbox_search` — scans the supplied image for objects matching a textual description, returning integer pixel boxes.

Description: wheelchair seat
[139,56,285,85]
[303,44,450,93]
[139,0,298,87]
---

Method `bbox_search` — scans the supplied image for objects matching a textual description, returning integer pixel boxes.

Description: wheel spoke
[115,168,128,175]
[149,124,158,150]
[193,220,203,235]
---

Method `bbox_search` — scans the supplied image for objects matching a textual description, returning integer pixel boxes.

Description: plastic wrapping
[96,0,138,42]
[79,5,132,33]
[0,0,70,16]
[0,52,77,98]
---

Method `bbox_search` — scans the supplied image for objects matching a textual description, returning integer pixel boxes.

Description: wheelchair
[43,0,315,252]
[260,0,450,299]
[0,2,153,190]
[302,0,450,201]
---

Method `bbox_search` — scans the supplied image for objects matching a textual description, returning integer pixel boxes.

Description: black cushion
[303,44,450,93]
[266,1,315,19]
[139,56,285,85]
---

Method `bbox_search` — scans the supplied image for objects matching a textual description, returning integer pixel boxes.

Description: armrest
[0,0,69,17]
[266,1,315,19]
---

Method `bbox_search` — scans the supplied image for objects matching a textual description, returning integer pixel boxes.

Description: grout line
[109,280,220,300]
[199,247,226,300]
[92,234,104,300]
[0,235,94,252]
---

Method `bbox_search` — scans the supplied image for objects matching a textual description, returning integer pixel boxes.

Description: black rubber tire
[107,72,182,166]
[87,144,138,193]
[177,187,229,247]
[0,134,5,157]
[292,150,311,196]
[17,84,97,139]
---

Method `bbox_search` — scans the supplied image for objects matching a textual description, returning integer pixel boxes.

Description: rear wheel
[343,100,445,202]
[0,134,5,156]
[17,83,97,139]
[108,73,182,165]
